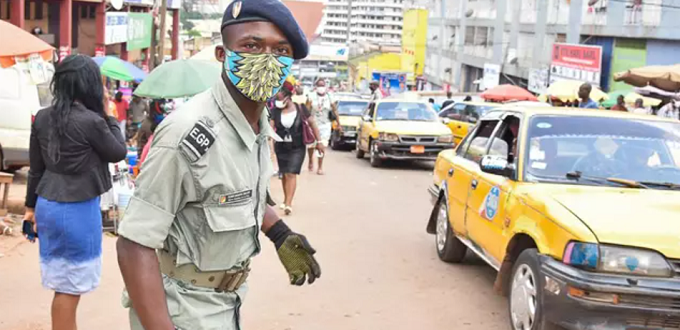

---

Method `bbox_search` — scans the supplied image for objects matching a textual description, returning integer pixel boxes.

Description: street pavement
[0,149,508,330]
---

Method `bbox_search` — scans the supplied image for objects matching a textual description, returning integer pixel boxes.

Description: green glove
[266,220,321,285]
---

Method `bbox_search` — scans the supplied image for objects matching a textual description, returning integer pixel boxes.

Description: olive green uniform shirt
[118,80,278,330]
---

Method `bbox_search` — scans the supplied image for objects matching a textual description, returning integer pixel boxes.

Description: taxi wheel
[369,140,382,167]
[435,198,467,263]
[509,249,562,330]
[355,138,365,159]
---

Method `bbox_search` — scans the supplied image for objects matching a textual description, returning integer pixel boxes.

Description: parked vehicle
[355,100,453,167]
[0,65,54,172]
[427,105,680,330]
[438,101,496,146]
[330,99,369,150]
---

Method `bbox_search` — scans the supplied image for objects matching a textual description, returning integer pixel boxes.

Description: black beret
[221,0,309,60]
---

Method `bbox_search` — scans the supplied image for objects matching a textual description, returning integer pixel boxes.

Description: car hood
[338,115,361,128]
[375,120,451,136]
[549,187,680,259]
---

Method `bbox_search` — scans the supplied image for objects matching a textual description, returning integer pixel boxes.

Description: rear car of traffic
[427,107,680,330]
[355,100,454,167]
[331,99,369,150]
[438,101,495,146]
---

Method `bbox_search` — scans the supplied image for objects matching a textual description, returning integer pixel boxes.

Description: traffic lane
[244,149,508,330]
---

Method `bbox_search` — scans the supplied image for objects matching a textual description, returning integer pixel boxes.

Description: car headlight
[563,242,672,277]
[438,134,454,143]
[378,132,399,142]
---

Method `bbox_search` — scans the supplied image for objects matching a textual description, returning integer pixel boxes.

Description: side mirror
[441,117,451,124]
[468,116,478,124]
[479,155,515,178]
[362,115,372,122]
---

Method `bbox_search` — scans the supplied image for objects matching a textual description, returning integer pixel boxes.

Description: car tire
[508,249,562,330]
[434,198,467,263]
[330,131,340,150]
[355,137,365,159]
[369,140,382,167]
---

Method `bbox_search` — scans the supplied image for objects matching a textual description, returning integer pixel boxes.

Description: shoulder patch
[181,122,216,161]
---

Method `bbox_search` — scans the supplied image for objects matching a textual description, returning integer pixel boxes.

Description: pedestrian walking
[578,83,599,109]
[113,91,129,140]
[306,79,340,174]
[129,94,149,138]
[271,81,324,215]
[116,2,322,329]
[441,91,454,109]
[611,95,628,111]
[23,54,127,330]
[429,98,441,111]
[134,99,167,165]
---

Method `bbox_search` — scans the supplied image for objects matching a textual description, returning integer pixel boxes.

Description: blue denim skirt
[35,196,102,295]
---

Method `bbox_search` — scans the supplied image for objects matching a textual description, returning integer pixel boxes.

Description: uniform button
[191,279,197,285]
[209,276,215,282]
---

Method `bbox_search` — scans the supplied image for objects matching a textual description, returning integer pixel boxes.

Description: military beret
[221,0,309,60]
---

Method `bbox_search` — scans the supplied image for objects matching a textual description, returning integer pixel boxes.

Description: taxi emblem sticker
[479,186,500,220]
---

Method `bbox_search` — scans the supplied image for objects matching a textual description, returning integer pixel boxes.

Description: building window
[35,0,44,20]
[464,26,474,45]
[487,27,494,47]
[475,27,488,46]
[25,1,31,20]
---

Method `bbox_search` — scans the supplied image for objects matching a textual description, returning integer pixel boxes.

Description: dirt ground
[0,150,508,330]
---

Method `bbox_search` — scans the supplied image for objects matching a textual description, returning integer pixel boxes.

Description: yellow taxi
[355,100,454,167]
[330,99,369,150]
[438,101,497,145]
[426,106,680,330]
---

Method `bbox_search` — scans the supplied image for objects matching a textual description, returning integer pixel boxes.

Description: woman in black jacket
[24,55,127,330]
[270,81,324,215]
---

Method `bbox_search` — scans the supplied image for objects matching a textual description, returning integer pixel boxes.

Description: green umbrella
[134,60,221,99]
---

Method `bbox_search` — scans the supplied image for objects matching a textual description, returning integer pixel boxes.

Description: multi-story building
[321,0,405,46]
[425,0,680,93]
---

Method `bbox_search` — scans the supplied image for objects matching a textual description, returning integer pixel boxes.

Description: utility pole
[158,0,168,66]
[346,0,353,91]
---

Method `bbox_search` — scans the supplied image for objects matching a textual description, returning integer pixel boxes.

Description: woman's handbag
[298,104,315,145]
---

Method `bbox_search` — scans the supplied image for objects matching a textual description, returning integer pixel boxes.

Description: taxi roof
[486,105,679,124]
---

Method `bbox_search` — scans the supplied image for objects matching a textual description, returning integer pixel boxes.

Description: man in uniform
[116,1,321,329]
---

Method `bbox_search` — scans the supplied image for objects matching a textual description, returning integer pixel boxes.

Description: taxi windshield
[337,101,368,116]
[524,115,680,188]
[376,102,438,122]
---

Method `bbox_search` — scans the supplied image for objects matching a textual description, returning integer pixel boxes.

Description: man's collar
[211,80,281,150]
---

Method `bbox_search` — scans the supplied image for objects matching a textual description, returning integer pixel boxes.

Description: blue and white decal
[479,186,500,220]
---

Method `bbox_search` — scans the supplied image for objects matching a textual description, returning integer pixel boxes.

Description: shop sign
[127,13,153,51]
[105,12,128,45]
[550,43,602,86]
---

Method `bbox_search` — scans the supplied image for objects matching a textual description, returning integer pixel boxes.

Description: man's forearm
[261,205,281,234]
[117,237,175,330]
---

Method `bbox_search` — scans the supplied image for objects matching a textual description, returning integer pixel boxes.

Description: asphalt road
[0,149,508,330]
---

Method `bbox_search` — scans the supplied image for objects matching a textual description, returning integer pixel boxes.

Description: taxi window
[488,116,521,162]
[464,120,499,163]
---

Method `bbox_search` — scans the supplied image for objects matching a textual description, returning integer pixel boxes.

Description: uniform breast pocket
[203,203,254,232]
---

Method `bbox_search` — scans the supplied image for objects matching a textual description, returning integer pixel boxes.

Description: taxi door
[464,115,519,264]
[357,103,376,151]
[446,103,470,145]
[445,119,501,236]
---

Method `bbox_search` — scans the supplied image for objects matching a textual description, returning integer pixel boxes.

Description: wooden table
[0,172,13,216]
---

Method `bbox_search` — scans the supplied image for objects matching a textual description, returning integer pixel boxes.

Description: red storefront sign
[550,43,603,86]
[95,46,106,57]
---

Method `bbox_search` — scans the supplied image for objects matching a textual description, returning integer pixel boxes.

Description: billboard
[550,43,602,86]
[482,63,500,90]
[372,72,407,96]
[127,13,153,51]
[105,12,129,45]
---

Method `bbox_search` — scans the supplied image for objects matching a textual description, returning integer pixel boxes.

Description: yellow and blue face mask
[224,49,294,102]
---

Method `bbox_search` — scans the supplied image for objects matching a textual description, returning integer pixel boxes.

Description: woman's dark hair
[115,91,123,102]
[49,55,104,162]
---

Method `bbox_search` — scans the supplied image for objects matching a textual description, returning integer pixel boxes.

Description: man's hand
[266,220,321,285]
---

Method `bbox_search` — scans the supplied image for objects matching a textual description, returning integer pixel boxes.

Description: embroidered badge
[232,1,242,18]
[220,190,253,205]
[181,122,215,160]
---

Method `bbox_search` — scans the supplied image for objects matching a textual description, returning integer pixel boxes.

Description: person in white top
[369,81,383,102]
[306,79,340,175]
[630,98,652,115]
[656,99,679,119]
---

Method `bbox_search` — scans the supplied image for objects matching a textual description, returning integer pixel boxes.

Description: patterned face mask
[224,49,294,102]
